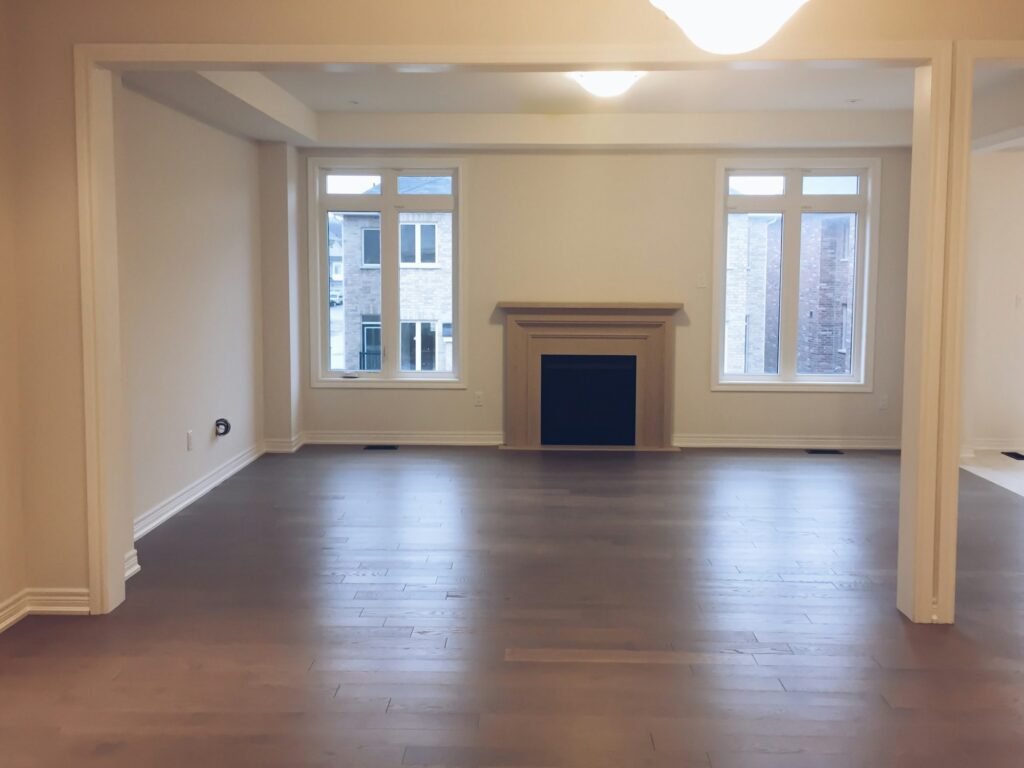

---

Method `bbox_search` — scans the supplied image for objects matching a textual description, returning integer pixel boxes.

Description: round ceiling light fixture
[649,0,811,55]
[566,71,647,98]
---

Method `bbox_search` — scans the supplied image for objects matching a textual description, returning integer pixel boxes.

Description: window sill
[713,380,872,393]
[312,376,465,390]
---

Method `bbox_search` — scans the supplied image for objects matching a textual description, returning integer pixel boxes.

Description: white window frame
[711,157,881,393]
[308,157,466,389]
[400,222,440,268]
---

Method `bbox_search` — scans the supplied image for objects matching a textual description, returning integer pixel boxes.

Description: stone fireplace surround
[497,303,684,450]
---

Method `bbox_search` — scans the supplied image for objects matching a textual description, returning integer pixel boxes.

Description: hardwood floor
[3,447,1024,767]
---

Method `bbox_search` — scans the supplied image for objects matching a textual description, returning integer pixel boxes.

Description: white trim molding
[0,589,92,634]
[264,435,305,454]
[124,549,141,580]
[133,444,264,541]
[960,438,1024,461]
[302,431,504,447]
[673,433,900,450]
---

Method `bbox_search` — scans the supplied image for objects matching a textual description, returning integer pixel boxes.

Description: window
[310,161,460,386]
[401,321,438,372]
[363,227,380,266]
[400,223,437,265]
[398,175,453,195]
[714,159,879,390]
[361,320,382,371]
[326,174,381,195]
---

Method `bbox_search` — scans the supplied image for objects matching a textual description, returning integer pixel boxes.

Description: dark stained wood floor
[3,447,1024,767]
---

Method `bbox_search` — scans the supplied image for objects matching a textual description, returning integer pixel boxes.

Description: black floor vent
[365,445,399,451]
[1003,451,1024,461]
[806,449,844,455]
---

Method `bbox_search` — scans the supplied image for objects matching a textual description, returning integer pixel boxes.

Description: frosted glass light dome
[566,71,647,97]
[650,0,811,55]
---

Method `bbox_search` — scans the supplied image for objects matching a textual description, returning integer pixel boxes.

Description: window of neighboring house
[400,223,437,265]
[311,162,459,385]
[361,320,382,372]
[839,302,851,354]
[363,227,381,267]
[400,321,438,372]
[714,160,879,390]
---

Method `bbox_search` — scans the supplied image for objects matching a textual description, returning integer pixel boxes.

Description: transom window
[310,161,460,386]
[713,159,880,391]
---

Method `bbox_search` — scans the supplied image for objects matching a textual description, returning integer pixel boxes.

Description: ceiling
[264,66,917,114]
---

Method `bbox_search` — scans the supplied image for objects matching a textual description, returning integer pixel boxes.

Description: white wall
[0,0,26,609]
[298,148,910,446]
[962,151,1024,453]
[114,82,263,532]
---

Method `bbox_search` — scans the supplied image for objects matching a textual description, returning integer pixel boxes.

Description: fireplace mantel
[497,302,683,315]
[497,302,683,451]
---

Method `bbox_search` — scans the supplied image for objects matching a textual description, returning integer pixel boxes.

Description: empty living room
[3,2,1024,766]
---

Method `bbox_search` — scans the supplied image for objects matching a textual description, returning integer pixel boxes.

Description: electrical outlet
[473,391,484,408]
[879,394,889,411]
[186,430,193,451]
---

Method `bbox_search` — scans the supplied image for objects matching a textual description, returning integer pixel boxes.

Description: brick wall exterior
[724,213,854,377]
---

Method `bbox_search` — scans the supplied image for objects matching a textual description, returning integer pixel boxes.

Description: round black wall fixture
[214,418,231,437]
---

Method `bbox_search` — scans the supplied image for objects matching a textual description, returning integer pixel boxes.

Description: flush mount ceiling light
[566,71,647,97]
[650,0,811,55]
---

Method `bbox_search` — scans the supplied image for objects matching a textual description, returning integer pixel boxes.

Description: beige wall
[114,83,263,525]
[300,149,910,444]
[962,151,1024,452]
[259,142,302,446]
[3,0,1023,601]
[0,0,26,606]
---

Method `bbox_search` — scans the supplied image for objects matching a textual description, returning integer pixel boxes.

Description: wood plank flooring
[3,446,1024,767]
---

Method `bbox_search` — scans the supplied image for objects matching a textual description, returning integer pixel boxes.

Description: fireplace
[541,355,637,446]
[497,302,683,450]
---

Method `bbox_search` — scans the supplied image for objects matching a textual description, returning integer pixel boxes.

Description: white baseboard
[124,549,141,580]
[673,434,901,450]
[301,431,505,447]
[0,588,91,634]
[133,443,264,541]
[264,435,304,454]
[961,439,1024,459]
[133,431,504,542]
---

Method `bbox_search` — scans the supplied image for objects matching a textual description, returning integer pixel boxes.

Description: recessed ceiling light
[566,71,647,98]
[650,0,811,55]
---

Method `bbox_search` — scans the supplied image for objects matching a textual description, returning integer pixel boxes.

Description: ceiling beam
[315,110,912,150]
[121,70,318,144]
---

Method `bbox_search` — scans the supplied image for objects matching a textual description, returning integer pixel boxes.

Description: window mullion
[380,172,401,379]
[416,322,423,371]
[778,174,803,381]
